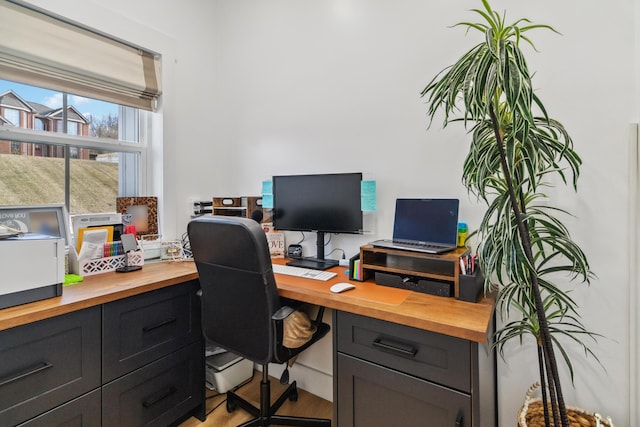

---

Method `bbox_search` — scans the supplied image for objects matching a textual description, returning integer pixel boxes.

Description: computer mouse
[330,282,356,293]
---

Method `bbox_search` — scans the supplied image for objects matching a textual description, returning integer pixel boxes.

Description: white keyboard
[272,264,337,281]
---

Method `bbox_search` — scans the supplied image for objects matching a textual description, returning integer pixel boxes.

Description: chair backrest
[187,215,280,364]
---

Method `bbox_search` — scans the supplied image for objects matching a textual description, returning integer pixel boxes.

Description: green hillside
[0,154,118,213]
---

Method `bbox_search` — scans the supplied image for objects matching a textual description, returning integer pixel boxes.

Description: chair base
[226,368,331,427]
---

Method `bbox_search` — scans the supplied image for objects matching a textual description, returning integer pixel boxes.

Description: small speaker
[287,244,303,259]
[375,271,451,297]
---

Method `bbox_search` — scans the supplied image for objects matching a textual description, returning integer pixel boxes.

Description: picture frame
[116,196,158,237]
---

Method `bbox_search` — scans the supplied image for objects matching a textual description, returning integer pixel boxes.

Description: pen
[460,257,467,275]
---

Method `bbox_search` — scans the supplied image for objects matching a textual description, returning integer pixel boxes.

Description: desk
[0,260,495,427]
[271,259,496,427]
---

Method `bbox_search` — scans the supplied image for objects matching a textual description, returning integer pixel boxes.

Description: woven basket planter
[518,383,614,427]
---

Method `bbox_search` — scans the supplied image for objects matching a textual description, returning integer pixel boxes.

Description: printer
[0,233,64,309]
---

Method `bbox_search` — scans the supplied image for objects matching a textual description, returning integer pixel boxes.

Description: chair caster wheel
[226,399,236,413]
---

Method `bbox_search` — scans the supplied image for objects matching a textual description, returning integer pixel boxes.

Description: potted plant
[420,1,602,426]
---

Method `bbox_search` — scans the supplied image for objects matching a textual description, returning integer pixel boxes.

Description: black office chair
[187,215,332,427]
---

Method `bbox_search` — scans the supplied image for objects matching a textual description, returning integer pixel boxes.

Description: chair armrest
[272,306,294,321]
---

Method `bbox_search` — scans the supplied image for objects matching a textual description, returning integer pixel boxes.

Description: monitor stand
[285,231,339,270]
[287,257,338,271]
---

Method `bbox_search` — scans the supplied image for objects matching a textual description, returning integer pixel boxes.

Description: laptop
[370,198,460,254]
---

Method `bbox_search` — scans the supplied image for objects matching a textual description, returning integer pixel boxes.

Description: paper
[361,180,377,212]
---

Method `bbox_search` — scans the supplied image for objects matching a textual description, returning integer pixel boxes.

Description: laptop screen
[392,199,459,245]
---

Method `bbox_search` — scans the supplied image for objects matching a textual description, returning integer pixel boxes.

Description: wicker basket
[518,383,614,427]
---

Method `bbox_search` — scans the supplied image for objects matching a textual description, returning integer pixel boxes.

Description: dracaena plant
[420,1,600,426]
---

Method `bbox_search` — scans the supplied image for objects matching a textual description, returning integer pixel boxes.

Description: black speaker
[287,244,303,259]
[375,272,451,297]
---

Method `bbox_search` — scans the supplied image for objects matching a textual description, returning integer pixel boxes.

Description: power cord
[294,232,305,245]
[180,231,193,259]
[326,248,345,259]
[205,369,256,417]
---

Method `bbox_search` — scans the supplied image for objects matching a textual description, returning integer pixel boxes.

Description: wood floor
[179,371,333,427]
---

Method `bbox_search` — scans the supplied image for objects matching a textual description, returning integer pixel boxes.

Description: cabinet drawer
[103,280,201,382]
[336,311,471,392]
[17,389,101,427]
[336,353,471,427]
[102,342,203,427]
[0,307,101,426]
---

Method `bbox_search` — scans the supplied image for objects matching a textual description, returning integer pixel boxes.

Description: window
[66,121,78,136]
[0,2,161,216]
[0,79,151,214]
[3,107,19,126]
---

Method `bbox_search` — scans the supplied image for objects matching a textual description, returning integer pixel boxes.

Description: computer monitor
[272,172,363,270]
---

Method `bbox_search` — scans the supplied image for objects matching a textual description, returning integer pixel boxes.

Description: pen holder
[457,266,484,303]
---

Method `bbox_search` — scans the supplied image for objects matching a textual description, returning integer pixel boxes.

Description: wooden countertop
[0,261,198,332]
[272,259,495,343]
[0,259,495,343]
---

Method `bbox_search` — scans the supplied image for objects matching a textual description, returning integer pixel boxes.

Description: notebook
[370,198,460,254]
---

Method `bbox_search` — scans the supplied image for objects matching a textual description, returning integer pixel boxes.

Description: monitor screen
[272,172,363,234]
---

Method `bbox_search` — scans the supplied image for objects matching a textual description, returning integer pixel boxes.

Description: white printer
[0,233,65,309]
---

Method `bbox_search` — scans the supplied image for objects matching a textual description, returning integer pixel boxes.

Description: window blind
[0,1,162,111]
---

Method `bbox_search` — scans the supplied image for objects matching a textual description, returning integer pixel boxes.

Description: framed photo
[116,197,158,237]
[0,204,70,244]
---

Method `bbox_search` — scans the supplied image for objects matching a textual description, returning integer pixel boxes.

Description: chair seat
[274,321,330,365]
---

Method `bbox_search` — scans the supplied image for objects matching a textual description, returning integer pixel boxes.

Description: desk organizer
[358,245,468,298]
[457,267,484,303]
[77,250,144,276]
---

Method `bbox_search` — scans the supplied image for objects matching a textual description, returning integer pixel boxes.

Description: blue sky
[0,79,118,120]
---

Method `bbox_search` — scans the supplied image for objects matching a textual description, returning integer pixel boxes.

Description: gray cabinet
[102,280,204,426]
[103,280,202,382]
[0,307,101,427]
[0,280,204,427]
[102,342,202,427]
[16,390,101,427]
[334,311,495,427]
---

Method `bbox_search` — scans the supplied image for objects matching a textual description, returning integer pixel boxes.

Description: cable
[206,398,227,416]
[206,390,222,400]
[232,369,256,391]
[204,369,256,416]
[294,232,305,245]
[326,248,345,259]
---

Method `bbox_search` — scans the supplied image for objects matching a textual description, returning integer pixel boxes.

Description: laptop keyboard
[401,241,453,250]
[371,239,456,254]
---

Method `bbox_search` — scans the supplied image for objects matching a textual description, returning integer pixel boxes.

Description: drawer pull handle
[455,412,463,426]
[142,385,177,408]
[142,317,177,332]
[0,361,53,387]
[372,337,417,357]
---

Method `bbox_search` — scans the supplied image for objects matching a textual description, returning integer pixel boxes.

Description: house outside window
[0,81,151,214]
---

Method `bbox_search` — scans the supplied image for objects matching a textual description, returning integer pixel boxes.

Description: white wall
[26,1,637,425]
